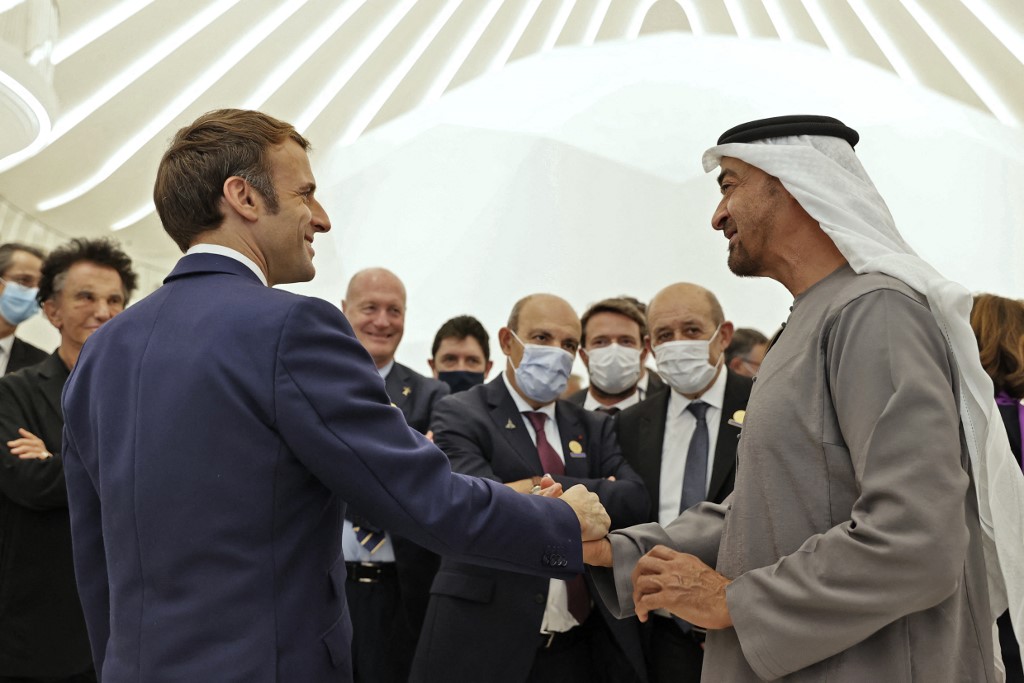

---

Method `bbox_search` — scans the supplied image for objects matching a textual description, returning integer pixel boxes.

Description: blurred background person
[340,267,450,682]
[0,243,47,375]
[0,237,136,683]
[615,282,752,683]
[570,298,655,414]
[723,327,768,378]
[971,292,1024,682]
[428,314,494,393]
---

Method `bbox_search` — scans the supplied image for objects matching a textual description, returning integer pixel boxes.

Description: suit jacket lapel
[638,390,670,515]
[554,404,588,478]
[384,363,410,412]
[485,378,545,474]
[709,371,743,501]
[36,353,69,425]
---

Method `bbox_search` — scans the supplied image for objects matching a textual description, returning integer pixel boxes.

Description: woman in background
[971,292,1024,683]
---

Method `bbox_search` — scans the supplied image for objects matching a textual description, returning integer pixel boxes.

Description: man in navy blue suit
[60,109,609,683]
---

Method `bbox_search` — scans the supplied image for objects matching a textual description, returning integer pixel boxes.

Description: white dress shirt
[0,334,14,375]
[501,370,578,634]
[657,367,727,527]
[186,244,268,286]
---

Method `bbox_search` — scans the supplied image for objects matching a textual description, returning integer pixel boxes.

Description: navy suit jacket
[61,255,584,683]
[411,377,650,683]
[615,369,753,520]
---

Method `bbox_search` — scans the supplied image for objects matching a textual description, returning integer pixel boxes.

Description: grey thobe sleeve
[728,290,970,679]
[592,499,729,618]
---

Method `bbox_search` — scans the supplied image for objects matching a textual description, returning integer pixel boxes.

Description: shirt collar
[186,244,268,286]
[377,360,395,379]
[668,365,728,417]
[0,334,13,358]
[502,368,557,420]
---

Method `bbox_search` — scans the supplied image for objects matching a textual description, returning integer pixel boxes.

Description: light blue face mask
[509,331,574,404]
[0,279,41,326]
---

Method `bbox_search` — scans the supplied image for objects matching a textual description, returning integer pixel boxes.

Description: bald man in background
[340,267,449,682]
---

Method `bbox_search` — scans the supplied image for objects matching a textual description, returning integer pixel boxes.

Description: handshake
[509,474,610,542]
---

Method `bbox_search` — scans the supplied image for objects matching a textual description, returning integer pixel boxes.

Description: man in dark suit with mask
[412,293,650,683]
[615,282,752,683]
[340,267,450,682]
[0,243,48,375]
[428,315,494,394]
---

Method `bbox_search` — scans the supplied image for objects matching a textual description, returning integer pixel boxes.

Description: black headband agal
[717,115,859,148]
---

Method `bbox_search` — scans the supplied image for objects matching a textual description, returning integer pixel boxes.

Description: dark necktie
[524,412,565,476]
[523,411,591,625]
[596,406,620,416]
[679,400,710,513]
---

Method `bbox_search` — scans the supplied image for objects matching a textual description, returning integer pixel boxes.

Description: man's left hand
[632,545,732,629]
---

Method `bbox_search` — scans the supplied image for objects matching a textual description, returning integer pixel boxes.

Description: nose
[94,301,114,322]
[370,309,390,328]
[712,198,729,232]
[312,199,331,234]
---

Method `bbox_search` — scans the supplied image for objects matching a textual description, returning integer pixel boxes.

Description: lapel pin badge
[568,440,586,458]
[728,409,745,429]
[402,386,412,396]
[505,419,516,430]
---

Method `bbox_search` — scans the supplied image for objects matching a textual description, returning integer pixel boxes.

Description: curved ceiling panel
[0,0,1020,278]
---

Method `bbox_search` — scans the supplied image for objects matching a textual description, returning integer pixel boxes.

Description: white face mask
[509,331,574,404]
[585,344,642,395]
[654,325,723,395]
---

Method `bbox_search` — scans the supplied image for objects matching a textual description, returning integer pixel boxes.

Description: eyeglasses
[0,274,41,289]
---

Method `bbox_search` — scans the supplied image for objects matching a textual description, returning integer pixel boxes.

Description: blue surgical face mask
[0,278,41,326]
[438,370,485,394]
[509,331,574,404]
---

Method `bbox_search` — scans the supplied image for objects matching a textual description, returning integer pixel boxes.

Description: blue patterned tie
[679,400,709,513]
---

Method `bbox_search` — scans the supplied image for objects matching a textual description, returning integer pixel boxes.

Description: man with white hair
[585,115,1024,681]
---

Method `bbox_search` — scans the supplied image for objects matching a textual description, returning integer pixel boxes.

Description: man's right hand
[559,484,610,541]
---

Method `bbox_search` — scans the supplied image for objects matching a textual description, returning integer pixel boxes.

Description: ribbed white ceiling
[0,0,1021,278]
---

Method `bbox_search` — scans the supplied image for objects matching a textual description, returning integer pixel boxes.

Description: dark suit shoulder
[566,388,587,406]
[617,388,669,426]
[723,369,754,401]
[393,362,448,394]
[6,337,49,374]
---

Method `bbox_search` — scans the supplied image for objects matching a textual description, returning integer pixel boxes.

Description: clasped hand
[582,540,733,630]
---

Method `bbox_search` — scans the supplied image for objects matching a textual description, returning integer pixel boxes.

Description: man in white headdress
[585,115,1024,681]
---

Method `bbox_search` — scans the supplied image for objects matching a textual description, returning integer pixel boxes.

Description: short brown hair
[971,293,1024,398]
[580,297,647,347]
[154,109,310,252]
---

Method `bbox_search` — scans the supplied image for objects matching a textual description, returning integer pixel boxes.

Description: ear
[427,358,437,376]
[340,298,348,314]
[221,176,260,223]
[644,335,653,355]
[717,321,735,353]
[727,356,743,373]
[579,347,590,369]
[43,298,62,330]
[639,344,649,365]
[497,327,514,356]
[484,359,494,377]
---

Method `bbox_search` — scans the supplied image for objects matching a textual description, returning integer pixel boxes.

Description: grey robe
[594,266,996,682]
